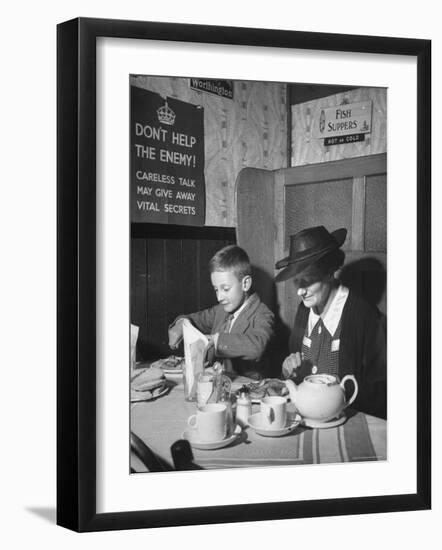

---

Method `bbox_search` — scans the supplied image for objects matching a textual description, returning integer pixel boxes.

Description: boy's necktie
[223,314,234,333]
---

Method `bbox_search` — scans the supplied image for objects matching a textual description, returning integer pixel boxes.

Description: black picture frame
[57,17,431,532]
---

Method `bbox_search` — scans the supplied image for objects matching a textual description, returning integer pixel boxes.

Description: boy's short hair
[209,245,252,280]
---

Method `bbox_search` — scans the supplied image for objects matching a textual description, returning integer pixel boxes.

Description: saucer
[302,413,347,429]
[248,413,301,437]
[182,424,242,450]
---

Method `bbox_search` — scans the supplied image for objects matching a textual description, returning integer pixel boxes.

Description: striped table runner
[131,384,386,472]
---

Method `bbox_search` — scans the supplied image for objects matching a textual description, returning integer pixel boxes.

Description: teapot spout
[284,379,298,405]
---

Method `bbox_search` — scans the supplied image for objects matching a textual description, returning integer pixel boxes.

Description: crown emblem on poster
[157,100,176,125]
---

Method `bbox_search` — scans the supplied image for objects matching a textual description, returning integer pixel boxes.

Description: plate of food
[235,378,290,404]
[150,355,185,375]
[131,365,171,402]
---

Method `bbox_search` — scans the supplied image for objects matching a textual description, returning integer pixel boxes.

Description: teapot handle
[340,375,358,408]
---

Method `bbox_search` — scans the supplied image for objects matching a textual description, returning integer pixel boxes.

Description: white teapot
[284,374,358,422]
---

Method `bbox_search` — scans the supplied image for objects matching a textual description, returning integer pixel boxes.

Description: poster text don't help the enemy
[130,86,206,225]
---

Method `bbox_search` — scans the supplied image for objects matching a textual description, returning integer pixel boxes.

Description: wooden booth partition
[131,224,236,360]
[236,168,277,313]
[236,153,387,332]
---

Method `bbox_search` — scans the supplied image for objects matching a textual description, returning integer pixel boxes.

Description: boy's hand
[203,334,217,364]
[168,319,184,349]
[206,334,217,349]
[282,352,301,379]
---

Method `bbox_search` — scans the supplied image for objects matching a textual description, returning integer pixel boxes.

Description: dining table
[130,374,386,472]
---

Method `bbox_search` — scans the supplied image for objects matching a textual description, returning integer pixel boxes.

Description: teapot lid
[305,374,339,386]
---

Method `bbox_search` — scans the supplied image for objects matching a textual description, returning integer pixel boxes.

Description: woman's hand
[282,352,302,379]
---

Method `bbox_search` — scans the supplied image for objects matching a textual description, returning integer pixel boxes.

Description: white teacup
[260,396,287,429]
[188,403,227,442]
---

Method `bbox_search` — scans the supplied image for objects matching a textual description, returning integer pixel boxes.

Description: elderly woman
[275,226,386,419]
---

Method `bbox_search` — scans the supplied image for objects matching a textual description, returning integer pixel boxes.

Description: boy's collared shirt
[227,295,252,331]
[213,295,251,350]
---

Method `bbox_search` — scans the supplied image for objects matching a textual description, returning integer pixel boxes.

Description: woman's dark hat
[275,226,347,283]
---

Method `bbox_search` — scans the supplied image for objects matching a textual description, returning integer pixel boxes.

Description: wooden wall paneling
[274,170,296,329]
[351,176,366,251]
[130,239,148,360]
[284,178,353,250]
[145,238,168,358]
[131,224,236,360]
[273,169,288,325]
[365,174,387,251]
[272,169,292,358]
[279,154,387,185]
[198,239,213,311]
[164,238,184,325]
[180,239,200,315]
[236,167,291,365]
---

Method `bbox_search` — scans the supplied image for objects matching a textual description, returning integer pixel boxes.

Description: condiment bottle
[236,386,252,428]
[212,361,224,401]
[219,390,234,437]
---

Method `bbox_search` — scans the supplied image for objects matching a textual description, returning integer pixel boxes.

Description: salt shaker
[235,386,252,428]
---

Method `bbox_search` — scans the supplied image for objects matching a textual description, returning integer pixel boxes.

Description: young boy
[168,245,275,380]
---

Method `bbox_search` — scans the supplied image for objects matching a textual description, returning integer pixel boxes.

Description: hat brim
[274,248,332,283]
[274,228,347,283]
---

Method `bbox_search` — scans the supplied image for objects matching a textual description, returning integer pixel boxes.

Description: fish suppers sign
[130,86,206,225]
[313,100,372,146]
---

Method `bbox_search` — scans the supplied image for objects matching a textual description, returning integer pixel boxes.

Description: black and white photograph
[129,75,387,473]
[53,16,431,532]
[2,0,439,545]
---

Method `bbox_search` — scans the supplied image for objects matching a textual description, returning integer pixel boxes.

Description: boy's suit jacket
[182,292,275,379]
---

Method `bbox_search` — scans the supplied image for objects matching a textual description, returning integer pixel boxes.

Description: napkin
[182,320,209,397]
[130,323,139,375]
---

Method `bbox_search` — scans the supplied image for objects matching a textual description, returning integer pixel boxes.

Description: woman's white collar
[307,285,349,336]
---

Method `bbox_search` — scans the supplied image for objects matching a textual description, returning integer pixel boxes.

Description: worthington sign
[189,79,234,100]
